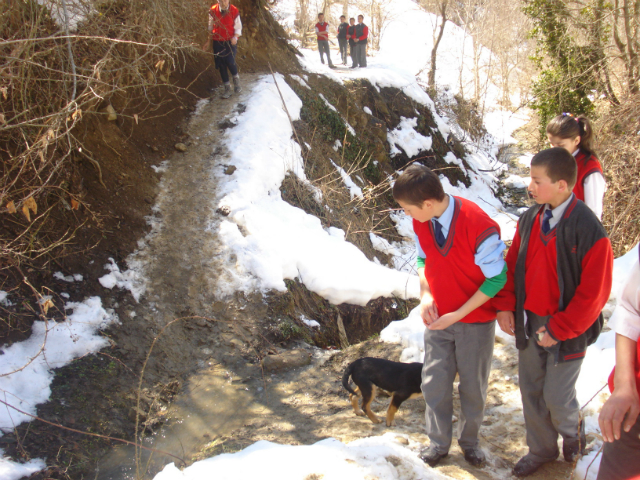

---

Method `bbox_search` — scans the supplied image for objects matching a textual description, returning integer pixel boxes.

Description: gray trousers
[317,40,333,65]
[519,311,584,462]
[338,38,348,64]
[422,320,495,453]
[597,417,640,480]
[354,41,367,67]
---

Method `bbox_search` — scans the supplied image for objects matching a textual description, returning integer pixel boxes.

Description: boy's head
[358,14,364,22]
[318,13,324,20]
[393,164,445,222]
[529,147,577,206]
[340,15,345,21]
[350,17,355,24]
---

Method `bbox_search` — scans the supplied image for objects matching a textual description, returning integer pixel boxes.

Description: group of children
[315,13,368,69]
[394,113,639,478]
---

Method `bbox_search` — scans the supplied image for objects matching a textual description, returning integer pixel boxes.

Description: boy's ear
[557,179,569,192]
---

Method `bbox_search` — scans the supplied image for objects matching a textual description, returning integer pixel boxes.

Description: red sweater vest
[572,150,603,203]
[413,197,500,323]
[523,211,561,316]
[316,22,330,41]
[209,4,239,42]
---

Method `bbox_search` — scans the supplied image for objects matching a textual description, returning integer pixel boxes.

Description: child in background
[597,246,640,480]
[393,164,507,468]
[495,147,613,477]
[546,113,605,220]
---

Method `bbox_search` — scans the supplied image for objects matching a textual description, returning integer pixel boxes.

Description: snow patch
[98,258,145,302]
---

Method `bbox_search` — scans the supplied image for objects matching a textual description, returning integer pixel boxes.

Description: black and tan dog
[341,357,423,426]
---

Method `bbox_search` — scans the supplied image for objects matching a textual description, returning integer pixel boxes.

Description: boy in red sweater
[393,164,507,468]
[495,147,613,477]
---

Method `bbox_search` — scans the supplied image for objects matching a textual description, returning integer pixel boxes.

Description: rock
[224,165,237,175]
[144,196,153,204]
[261,349,312,372]
[105,104,117,121]
[394,436,409,445]
[216,205,231,216]
[174,143,187,152]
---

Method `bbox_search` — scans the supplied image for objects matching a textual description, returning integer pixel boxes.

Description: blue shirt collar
[432,194,454,231]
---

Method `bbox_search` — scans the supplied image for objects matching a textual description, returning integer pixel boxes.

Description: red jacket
[572,149,603,203]
[414,196,500,324]
[209,4,240,42]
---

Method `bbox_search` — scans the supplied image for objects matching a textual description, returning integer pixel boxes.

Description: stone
[216,205,231,216]
[224,165,237,175]
[174,143,187,152]
[105,104,117,121]
[261,349,312,372]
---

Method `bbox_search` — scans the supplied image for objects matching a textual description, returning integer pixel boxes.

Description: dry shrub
[0,0,204,268]
[599,96,640,256]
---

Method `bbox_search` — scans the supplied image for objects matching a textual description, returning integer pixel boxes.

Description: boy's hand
[497,311,515,336]
[599,385,640,442]
[428,311,461,330]
[420,295,438,326]
[536,326,558,347]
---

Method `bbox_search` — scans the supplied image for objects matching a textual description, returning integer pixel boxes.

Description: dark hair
[531,147,577,188]
[349,17,355,21]
[546,113,595,156]
[358,14,364,19]
[318,12,324,17]
[340,15,345,18]
[393,164,445,205]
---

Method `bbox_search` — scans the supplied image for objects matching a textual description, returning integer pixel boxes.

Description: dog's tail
[341,362,357,395]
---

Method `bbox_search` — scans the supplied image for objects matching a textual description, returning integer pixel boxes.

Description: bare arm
[428,289,490,330]
[418,267,438,326]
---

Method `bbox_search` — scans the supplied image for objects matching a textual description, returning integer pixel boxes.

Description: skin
[599,334,640,442]
[398,196,491,330]
[317,15,329,41]
[547,133,580,156]
[202,0,237,50]
[496,165,572,347]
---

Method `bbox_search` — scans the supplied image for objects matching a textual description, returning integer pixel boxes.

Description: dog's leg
[386,394,399,427]
[363,384,382,424]
[350,387,365,416]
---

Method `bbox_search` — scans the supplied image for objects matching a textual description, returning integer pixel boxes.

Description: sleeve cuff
[416,256,425,269]
[479,264,507,298]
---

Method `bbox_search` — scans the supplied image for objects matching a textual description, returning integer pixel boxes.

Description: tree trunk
[428,0,447,93]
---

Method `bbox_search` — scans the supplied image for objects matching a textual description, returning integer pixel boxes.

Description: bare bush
[0,0,204,269]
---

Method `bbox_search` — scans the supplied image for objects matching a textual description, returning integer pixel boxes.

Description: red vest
[209,4,239,41]
[316,22,329,41]
[572,150,603,202]
[413,197,500,323]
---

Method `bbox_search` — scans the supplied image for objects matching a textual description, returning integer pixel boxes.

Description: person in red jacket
[346,17,357,67]
[202,0,242,99]
[597,246,640,480]
[546,113,605,220]
[495,147,613,477]
[351,14,368,68]
[393,164,507,468]
[315,13,334,68]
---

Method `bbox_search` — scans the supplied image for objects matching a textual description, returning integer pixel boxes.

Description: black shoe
[329,64,336,69]
[563,436,586,462]
[463,447,486,467]
[418,445,448,467]
[513,457,545,477]
[350,65,358,69]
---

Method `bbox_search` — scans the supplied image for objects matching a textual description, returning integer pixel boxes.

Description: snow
[0,455,46,480]
[154,435,451,480]
[98,257,145,302]
[387,117,433,158]
[53,271,83,282]
[504,175,530,189]
[0,297,118,476]
[300,315,321,329]
[331,159,363,199]
[0,291,12,307]
[289,74,311,89]
[210,73,419,305]
[363,106,373,115]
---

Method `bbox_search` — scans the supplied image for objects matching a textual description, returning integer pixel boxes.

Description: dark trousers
[317,40,333,65]
[597,417,640,480]
[212,40,238,84]
[349,40,356,66]
[338,38,348,64]
[519,311,584,462]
